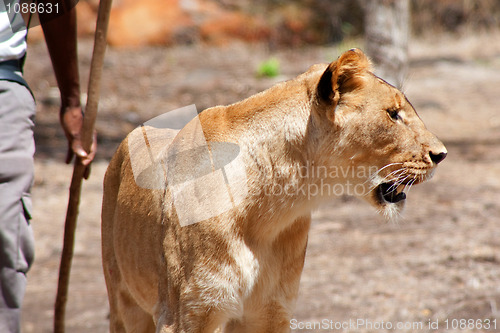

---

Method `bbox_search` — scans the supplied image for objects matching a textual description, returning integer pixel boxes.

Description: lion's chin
[369,182,407,222]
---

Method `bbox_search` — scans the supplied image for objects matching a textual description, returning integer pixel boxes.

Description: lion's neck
[234,106,344,242]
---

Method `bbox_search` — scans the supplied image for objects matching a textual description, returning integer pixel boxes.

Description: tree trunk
[364,0,410,89]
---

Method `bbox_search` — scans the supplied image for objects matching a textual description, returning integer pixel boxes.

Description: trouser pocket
[17,194,34,274]
[0,194,35,311]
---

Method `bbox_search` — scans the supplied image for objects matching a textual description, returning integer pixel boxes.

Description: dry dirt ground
[20,31,500,332]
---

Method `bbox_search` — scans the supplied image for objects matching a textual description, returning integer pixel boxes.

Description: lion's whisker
[366,167,407,192]
[404,178,417,195]
[387,174,411,192]
[369,163,404,180]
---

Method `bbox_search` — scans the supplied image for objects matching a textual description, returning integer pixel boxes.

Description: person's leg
[0,81,36,332]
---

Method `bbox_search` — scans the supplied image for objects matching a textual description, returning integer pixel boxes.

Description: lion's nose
[429,151,447,164]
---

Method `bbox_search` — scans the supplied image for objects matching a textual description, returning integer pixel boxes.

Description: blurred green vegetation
[256,58,281,78]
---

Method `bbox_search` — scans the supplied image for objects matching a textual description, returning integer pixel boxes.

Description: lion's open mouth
[376,182,406,204]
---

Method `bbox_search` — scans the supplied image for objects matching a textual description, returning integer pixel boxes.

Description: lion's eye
[386,108,400,121]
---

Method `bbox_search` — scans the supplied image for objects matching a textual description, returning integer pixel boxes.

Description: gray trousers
[0,80,36,332]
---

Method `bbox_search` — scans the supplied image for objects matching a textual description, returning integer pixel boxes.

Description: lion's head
[313,49,447,219]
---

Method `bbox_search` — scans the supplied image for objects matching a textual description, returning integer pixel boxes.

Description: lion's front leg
[155,280,234,333]
[155,304,228,333]
[223,299,294,333]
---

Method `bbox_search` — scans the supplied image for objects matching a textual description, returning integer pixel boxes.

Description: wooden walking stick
[54,0,113,331]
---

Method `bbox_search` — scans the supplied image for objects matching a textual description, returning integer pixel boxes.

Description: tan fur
[102,49,446,332]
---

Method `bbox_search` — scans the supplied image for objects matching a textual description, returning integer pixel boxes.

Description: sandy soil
[20,31,500,332]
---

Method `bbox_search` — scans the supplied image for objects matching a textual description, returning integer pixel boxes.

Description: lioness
[102,49,446,332]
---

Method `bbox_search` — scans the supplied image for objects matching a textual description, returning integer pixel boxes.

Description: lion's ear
[317,48,372,105]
